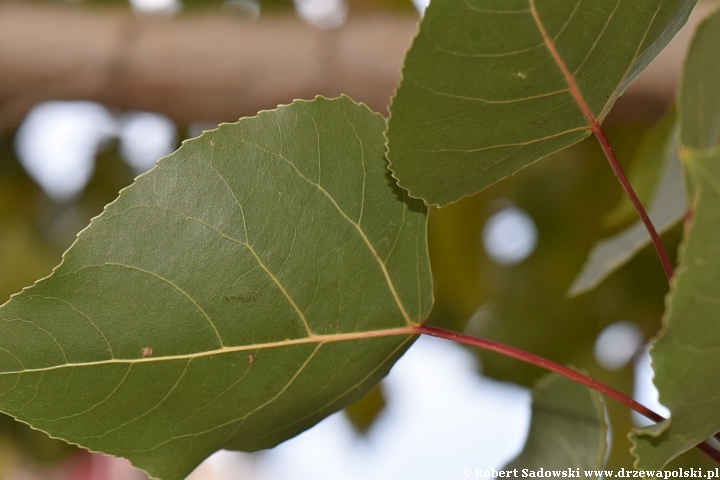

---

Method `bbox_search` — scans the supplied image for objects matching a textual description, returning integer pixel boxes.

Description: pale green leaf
[0,96,432,480]
[386,0,696,206]
[631,7,720,468]
[568,131,686,296]
[505,374,608,471]
[631,148,720,468]
[678,6,720,151]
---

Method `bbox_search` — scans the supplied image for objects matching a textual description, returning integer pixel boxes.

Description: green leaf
[0,96,432,480]
[678,7,720,151]
[504,373,609,470]
[631,8,720,467]
[386,0,696,206]
[568,130,686,296]
[631,148,720,468]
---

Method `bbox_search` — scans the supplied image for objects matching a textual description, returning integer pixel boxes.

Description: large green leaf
[631,7,720,467]
[504,374,608,471]
[568,129,686,296]
[0,96,432,480]
[386,0,696,206]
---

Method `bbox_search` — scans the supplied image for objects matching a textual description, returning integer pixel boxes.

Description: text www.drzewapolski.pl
[461,467,720,478]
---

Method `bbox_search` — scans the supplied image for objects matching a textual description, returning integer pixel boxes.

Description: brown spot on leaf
[142,347,153,357]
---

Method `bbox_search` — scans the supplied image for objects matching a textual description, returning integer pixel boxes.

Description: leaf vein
[0,328,416,376]
[238,140,414,326]
[571,0,621,77]
[427,37,544,59]
[124,345,321,454]
[61,263,226,348]
[43,364,133,422]
[406,78,569,104]
[29,295,115,359]
[172,206,309,336]
[599,2,662,119]
[342,104,367,226]
[460,0,530,15]
[0,347,25,370]
[90,359,192,440]
[253,335,414,442]
[0,318,69,364]
[404,126,588,154]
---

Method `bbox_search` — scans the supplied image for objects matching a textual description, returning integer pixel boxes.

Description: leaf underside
[505,373,608,471]
[386,0,696,206]
[0,96,432,480]
[632,7,720,468]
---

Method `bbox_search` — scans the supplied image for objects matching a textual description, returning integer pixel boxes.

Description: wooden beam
[0,2,714,133]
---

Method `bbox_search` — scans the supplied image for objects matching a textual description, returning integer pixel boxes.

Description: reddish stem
[528,1,674,282]
[592,127,675,282]
[415,324,720,464]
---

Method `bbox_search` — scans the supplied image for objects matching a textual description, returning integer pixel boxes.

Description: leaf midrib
[116,335,416,459]
[528,0,597,131]
[529,0,661,126]
[0,326,417,376]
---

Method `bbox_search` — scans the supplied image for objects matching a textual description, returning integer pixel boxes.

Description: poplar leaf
[632,8,720,467]
[0,96,432,480]
[386,0,696,206]
[631,148,720,468]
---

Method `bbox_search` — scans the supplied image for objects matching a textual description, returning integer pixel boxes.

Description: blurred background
[1,0,718,478]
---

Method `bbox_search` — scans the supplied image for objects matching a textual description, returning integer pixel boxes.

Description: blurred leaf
[505,373,608,471]
[631,7,720,468]
[602,108,676,229]
[0,220,60,304]
[386,0,696,206]
[678,8,720,152]
[0,97,432,480]
[0,413,76,467]
[568,131,686,296]
[344,383,386,435]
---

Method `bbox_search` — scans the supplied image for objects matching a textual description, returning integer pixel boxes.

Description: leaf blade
[0,96,432,479]
[631,148,720,468]
[386,0,696,206]
[631,7,720,467]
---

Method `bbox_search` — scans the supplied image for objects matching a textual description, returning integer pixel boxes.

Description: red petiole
[592,126,675,282]
[413,324,720,464]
